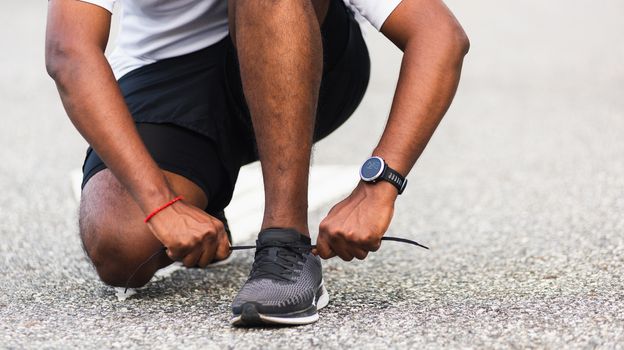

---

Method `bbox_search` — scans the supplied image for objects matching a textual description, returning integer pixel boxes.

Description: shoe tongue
[258,228,311,246]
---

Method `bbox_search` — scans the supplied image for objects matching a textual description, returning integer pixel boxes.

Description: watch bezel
[360,156,385,182]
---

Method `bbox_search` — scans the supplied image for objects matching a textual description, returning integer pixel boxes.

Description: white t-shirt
[80,0,402,79]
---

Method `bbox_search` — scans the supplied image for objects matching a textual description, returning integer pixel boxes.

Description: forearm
[376,1,469,177]
[50,51,174,213]
[317,17,468,259]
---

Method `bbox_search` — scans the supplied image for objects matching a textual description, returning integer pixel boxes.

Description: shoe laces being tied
[230,236,429,252]
[124,235,428,292]
[247,239,312,282]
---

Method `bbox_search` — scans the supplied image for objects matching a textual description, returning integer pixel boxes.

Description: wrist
[356,180,398,203]
[359,155,408,195]
[143,194,185,239]
[371,148,409,178]
[134,175,177,216]
[143,195,184,223]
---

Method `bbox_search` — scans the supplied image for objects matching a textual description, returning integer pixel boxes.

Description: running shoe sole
[231,284,329,326]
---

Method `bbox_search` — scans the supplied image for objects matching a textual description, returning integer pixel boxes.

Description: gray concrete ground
[1,0,623,348]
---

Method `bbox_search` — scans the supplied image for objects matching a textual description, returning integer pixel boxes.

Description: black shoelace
[247,240,312,282]
[124,236,428,293]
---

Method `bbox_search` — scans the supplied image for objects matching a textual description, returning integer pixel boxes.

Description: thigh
[82,123,237,214]
[313,0,371,142]
[113,40,245,202]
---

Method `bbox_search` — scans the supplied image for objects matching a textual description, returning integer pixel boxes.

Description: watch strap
[381,166,407,195]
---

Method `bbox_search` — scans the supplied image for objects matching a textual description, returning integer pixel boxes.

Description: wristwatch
[359,156,407,195]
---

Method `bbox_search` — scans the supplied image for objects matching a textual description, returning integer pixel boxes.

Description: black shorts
[82,0,370,213]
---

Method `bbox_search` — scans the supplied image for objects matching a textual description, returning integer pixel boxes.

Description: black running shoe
[231,228,329,326]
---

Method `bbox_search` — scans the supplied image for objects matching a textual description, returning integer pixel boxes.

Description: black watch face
[360,157,384,182]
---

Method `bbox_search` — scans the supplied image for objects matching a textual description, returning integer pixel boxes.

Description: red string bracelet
[144,195,184,223]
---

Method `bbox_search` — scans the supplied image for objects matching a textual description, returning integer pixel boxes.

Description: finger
[182,249,202,267]
[367,239,382,252]
[314,234,336,259]
[335,250,354,261]
[166,240,195,262]
[197,251,214,268]
[214,228,231,261]
[197,236,216,268]
[165,248,177,261]
[351,248,369,260]
[166,247,187,262]
[329,235,354,262]
[357,236,382,252]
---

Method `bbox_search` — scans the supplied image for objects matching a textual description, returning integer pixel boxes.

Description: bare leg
[80,169,208,287]
[229,0,329,236]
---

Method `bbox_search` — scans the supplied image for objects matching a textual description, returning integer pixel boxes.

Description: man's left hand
[315,181,398,261]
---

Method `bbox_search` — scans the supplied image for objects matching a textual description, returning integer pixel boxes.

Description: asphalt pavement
[1,0,623,348]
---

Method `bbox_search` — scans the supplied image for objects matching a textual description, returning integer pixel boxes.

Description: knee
[441,19,470,60]
[79,170,162,288]
[80,225,156,288]
[452,24,470,58]
[93,250,154,288]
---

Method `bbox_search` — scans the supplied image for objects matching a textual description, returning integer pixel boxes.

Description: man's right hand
[46,1,230,268]
[146,199,231,268]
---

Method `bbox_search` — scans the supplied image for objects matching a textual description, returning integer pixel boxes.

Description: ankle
[261,223,310,237]
[261,207,309,236]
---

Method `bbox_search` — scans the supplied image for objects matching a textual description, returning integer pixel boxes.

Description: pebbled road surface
[1,0,623,348]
